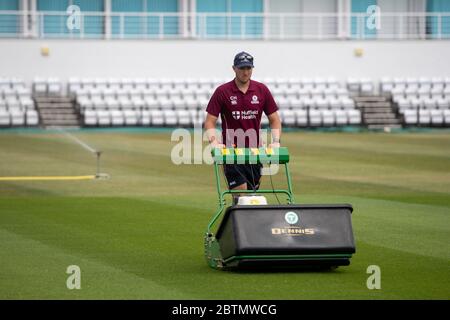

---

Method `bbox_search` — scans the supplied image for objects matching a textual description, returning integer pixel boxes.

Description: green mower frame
[204,147,295,269]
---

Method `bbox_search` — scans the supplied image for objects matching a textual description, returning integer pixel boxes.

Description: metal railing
[0,11,449,40]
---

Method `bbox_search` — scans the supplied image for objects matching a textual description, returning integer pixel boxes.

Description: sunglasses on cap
[238,54,253,62]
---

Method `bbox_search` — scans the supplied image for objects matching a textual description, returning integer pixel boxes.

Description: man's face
[233,66,253,84]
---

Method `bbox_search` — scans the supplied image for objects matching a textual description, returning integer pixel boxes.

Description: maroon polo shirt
[206,79,278,147]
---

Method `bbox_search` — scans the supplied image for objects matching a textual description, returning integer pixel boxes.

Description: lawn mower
[204,147,355,270]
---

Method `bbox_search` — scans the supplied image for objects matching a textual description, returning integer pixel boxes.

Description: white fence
[0,11,449,40]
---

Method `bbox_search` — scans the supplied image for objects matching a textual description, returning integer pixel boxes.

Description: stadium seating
[268,77,361,127]
[33,77,63,96]
[72,76,362,127]
[382,77,450,126]
[0,77,38,127]
[346,78,375,96]
[5,76,450,128]
[72,78,212,127]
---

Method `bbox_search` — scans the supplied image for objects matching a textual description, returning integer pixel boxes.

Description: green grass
[0,130,449,299]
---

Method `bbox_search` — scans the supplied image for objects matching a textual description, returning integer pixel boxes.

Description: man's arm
[204,113,225,148]
[267,111,282,147]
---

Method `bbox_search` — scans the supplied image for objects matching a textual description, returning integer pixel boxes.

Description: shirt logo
[231,110,258,120]
[251,95,259,104]
[230,96,238,105]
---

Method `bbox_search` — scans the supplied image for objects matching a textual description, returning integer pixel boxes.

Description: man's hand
[268,142,280,148]
[210,141,226,149]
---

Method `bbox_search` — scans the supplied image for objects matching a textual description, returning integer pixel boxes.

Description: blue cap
[233,51,254,68]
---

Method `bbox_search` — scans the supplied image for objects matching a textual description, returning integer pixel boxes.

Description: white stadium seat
[173,96,186,110]
[19,97,34,110]
[177,110,191,126]
[341,97,355,109]
[309,109,321,126]
[25,110,39,126]
[10,109,25,126]
[348,109,361,125]
[285,88,299,100]
[288,78,301,89]
[84,110,97,126]
[301,78,314,90]
[124,110,138,126]
[403,109,418,124]
[423,97,436,109]
[444,110,450,124]
[147,78,160,90]
[144,97,159,110]
[141,110,151,126]
[289,97,303,109]
[118,96,133,110]
[163,109,177,126]
[121,78,134,91]
[329,97,341,109]
[360,78,374,95]
[81,78,95,89]
[280,109,296,126]
[418,109,431,124]
[131,96,145,109]
[316,97,329,109]
[346,78,360,93]
[2,87,16,100]
[437,98,449,109]
[335,109,347,125]
[185,78,199,91]
[419,77,432,91]
[97,110,111,126]
[173,79,186,91]
[310,87,323,99]
[92,97,106,110]
[158,97,173,109]
[294,109,308,126]
[105,98,120,110]
[89,88,103,99]
[47,78,62,95]
[134,78,147,90]
[321,109,334,126]
[185,97,198,110]
[16,87,31,98]
[276,96,290,109]
[0,109,10,126]
[160,78,173,91]
[381,82,394,94]
[430,109,443,125]
[6,97,20,110]
[110,110,124,126]
[301,97,315,108]
[150,110,164,126]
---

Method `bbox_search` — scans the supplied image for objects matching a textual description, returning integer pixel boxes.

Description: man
[204,51,282,200]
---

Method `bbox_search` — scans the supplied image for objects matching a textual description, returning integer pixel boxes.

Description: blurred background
[0,0,449,130]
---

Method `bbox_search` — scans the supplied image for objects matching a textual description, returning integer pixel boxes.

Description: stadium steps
[34,96,81,128]
[355,95,403,130]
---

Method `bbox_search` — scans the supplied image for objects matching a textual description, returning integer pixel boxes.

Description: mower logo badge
[285,211,299,225]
